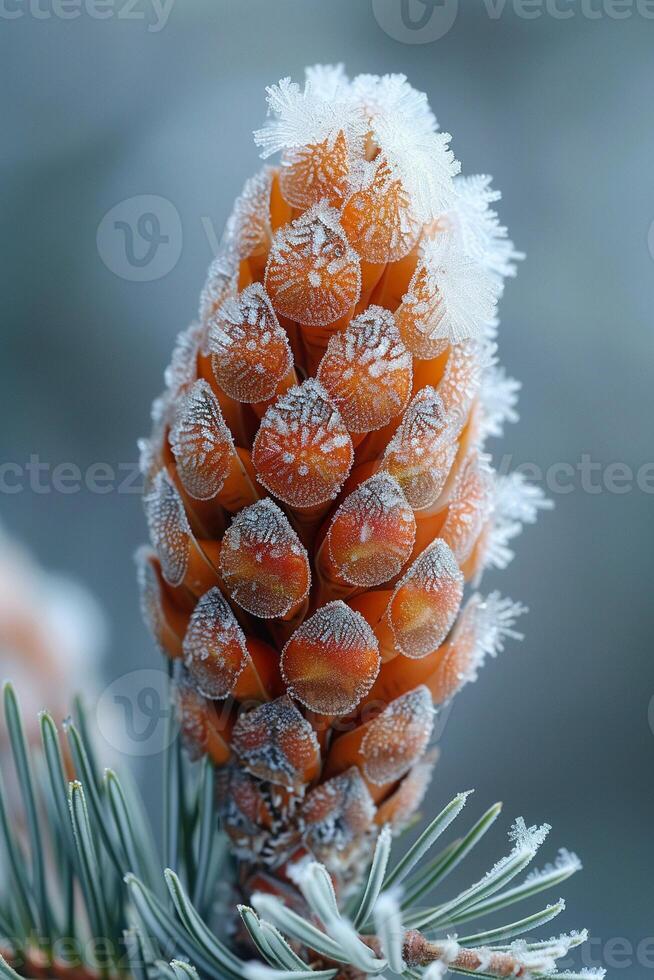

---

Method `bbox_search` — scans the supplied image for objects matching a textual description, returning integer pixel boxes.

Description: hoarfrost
[134,546,164,653]
[382,386,455,510]
[450,174,524,290]
[199,252,238,327]
[231,695,319,789]
[254,72,365,160]
[416,233,500,344]
[302,767,376,856]
[480,472,553,573]
[478,362,521,440]
[222,167,274,261]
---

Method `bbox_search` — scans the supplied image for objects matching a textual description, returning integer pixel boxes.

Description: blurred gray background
[1,0,653,972]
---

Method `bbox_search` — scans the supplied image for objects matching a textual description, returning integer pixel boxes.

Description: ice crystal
[351,72,459,222]
[441,591,527,694]
[478,361,521,439]
[199,252,238,326]
[382,386,454,509]
[222,167,274,261]
[525,848,583,884]
[415,233,500,344]
[254,71,364,161]
[438,338,493,438]
[450,173,525,289]
[440,449,494,564]
[480,471,553,573]
[507,816,551,855]
[163,321,202,401]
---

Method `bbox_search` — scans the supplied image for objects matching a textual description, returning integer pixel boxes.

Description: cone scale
[138,65,549,895]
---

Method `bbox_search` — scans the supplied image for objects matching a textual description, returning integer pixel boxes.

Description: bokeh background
[1,0,653,972]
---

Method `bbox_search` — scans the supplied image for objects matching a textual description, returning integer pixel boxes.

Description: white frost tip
[525,848,583,884]
[438,589,527,695]
[417,233,500,344]
[480,472,553,574]
[508,816,551,857]
[170,379,234,501]
[478,363,521,439]
[254,69,365,159]
[182,586,248,700]
[450,173,525,289]
[207,282,292,403]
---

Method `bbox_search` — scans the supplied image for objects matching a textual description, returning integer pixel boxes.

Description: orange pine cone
[137,65,550,894]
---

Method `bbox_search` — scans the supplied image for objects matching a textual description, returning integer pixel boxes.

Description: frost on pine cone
[138,66,550,897]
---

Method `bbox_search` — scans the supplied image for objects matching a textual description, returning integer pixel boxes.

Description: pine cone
[137,66,549,896]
